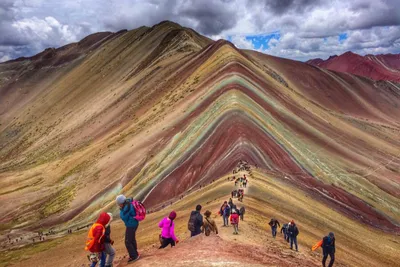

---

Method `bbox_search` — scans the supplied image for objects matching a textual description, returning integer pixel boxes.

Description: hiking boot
[128,255,140,263]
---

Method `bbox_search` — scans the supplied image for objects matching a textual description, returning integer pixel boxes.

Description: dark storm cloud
[0,0,400,62]
[101,0,238,36]
[250,0,321,14]
[178,0,238,35]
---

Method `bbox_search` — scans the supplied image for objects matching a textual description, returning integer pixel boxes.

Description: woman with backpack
[116,195,140,263]
[230,209,240,235]
[159,211,179,248]
[202,210,218,236]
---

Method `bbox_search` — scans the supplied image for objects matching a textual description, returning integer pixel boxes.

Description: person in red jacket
[85,212,111,267]
[230,209,240,235]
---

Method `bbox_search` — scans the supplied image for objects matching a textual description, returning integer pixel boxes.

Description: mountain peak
[341,51,359,57]
[307,51,400,81]
[153,20,183,29]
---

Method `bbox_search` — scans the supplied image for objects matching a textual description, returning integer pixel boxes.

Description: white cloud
[230,35,255,50]
[0,55,11,62]
[0,0,399,62]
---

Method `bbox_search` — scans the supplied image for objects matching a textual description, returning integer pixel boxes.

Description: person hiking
[103,213,115,267]
[223,203,231,226]
[239,206,245,221]
[230,209,240,235]
[280,223,289,242]
[159,211,179,248]
[116,195,140,263]
[287,220,299,251]
[219,201,229,226]
[188,204,203,237]
[322,232,335,267]
[202,210,218,236]
[228,198,234,208]
[239,190,244,202]
[85,212,111,267]
[268,218,280,238]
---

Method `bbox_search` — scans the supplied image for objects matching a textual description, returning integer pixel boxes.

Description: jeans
[90,252,105,267]
[322,251,335,267]
[290,236,298,251]
[104,243,115,266]
[223,215,229,226]
[272,226,277,238]
[125,226,138,259]
[159,237,175,248]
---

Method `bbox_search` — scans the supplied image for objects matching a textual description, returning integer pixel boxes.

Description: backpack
[188,212,197,232]
[85,223,105,251]
[204,218,212,236]
[131,200,146,221]
[231,213,239,224]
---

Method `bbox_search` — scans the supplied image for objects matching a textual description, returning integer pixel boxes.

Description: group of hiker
[269,218,299,251]
[233,160,251,173]
[234,175,248,188]
[84,159,336,267]
[219,199,245,235]
[269,218,335,267]
[231,189,244,201]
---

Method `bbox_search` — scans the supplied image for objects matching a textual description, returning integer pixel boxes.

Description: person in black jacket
[268,218,280,238]
[189,205,204,237]
[287,220,299,251]
[322,232,335,267]
[103,212,115,267]
[280,223,289,242]
[239,206,245,221]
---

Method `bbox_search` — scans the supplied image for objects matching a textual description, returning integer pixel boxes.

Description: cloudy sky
[1,0,399,62]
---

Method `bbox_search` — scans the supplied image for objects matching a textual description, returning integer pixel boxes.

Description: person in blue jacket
[322,232,335,267]
[116,195,140,263]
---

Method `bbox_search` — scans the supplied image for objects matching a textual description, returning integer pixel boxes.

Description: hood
[191,210,199,216]
[96,212,111,226]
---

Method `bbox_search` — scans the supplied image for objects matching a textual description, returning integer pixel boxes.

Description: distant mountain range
[307,51,400,82]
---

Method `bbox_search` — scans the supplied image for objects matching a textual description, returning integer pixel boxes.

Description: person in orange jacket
[85,212,112,267]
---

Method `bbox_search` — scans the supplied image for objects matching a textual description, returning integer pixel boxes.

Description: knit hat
[169,211,177,220]
[116,194,126,205]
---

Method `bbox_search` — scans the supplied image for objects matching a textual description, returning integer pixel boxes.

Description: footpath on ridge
[114,167,330,267]
[2,165,349,267]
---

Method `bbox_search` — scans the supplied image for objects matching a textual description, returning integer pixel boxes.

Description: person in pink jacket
[159,211,179,248]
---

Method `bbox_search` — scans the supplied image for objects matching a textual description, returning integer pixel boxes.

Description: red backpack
[132,200,146,221]
[84,223,105,252]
